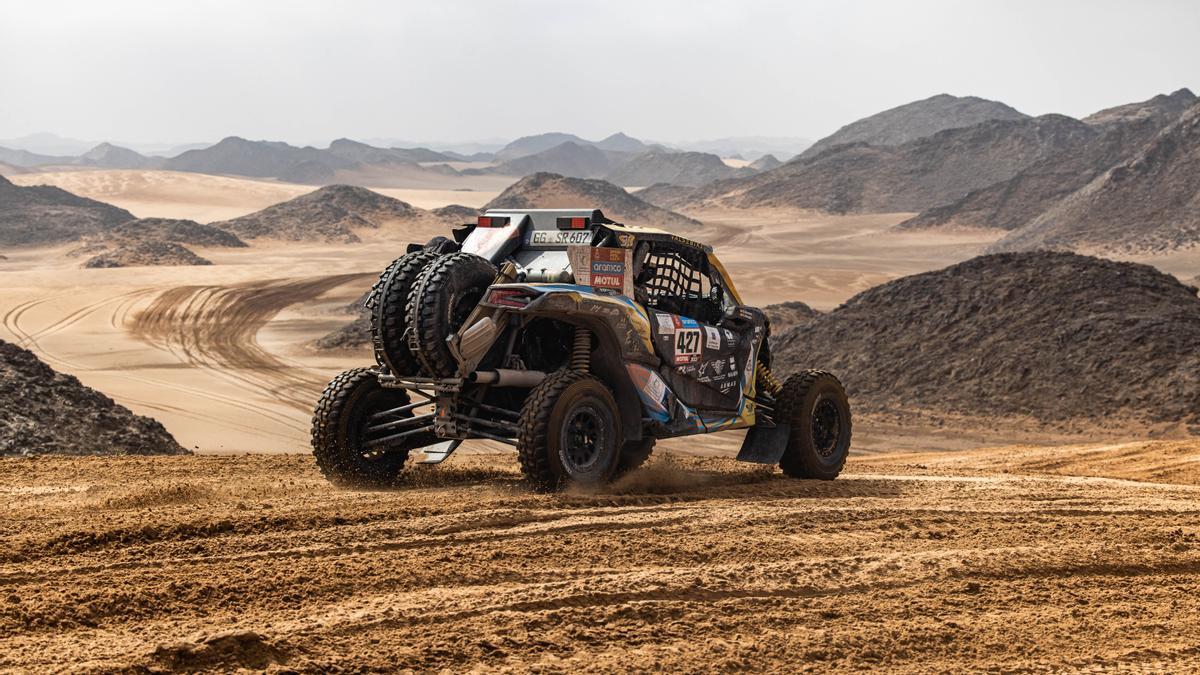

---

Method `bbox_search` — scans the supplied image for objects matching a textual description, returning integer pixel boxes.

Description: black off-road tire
[777,370,852,480]
[406,252,497,377]
[617,438,656,476]
[311,367,417,487]
[517,370,623,492]
[371,250,441,376]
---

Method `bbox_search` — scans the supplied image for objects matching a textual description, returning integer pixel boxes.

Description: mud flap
[414,439,463,464]
[736,423,790,464]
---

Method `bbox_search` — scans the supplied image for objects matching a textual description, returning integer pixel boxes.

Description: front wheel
[777,370,851,480]
[517,370,622,492]
[311,368,431,487]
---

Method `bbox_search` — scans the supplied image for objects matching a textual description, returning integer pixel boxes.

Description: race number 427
[674,328,701,363]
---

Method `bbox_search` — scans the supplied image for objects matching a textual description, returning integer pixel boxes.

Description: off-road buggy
[312,208,851,491]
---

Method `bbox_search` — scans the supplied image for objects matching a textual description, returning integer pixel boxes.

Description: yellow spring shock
[756,361,782,396]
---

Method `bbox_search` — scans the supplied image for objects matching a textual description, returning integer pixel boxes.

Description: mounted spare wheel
[371,249,442,376]
[406,252,498,377]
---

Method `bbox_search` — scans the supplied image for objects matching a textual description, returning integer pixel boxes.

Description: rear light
[485,288,533,308]
[477,216,511,228]
[556,216,590,230]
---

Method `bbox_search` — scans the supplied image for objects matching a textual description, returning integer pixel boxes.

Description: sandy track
[2,443,1198,672]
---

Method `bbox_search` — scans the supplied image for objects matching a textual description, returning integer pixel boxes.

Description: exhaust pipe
[468,369,547,388]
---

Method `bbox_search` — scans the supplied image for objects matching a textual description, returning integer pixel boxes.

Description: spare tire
[371,249,442,376]
[407,252,498,377]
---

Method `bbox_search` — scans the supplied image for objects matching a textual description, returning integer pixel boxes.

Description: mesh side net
[644,247,708,301]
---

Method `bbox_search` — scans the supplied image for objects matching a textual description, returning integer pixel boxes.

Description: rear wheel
[777,370,851,480]
[371,250,441,376]
[406,252,498,377]
[311,368,431,487]
[517,370,622,492]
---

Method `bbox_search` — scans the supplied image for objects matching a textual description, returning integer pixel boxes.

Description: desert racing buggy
[312,208,851,491]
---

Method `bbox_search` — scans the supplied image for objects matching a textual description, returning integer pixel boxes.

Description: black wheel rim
[354,389,408,462]
[450,291,484,331]
[811,396,841,458]
[561,405,606,472]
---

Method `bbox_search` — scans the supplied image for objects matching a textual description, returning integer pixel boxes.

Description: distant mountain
[0,175,135,246]
[901,90,1197,232]
[484,172,701,231]
[79,143,161,169]
[661,136,812,160]
[748,154,782,171]
[0,132,96,156]
[593,132,649,153]
[495,133,589,161]
[606,150,747,187]
[485,141,618,178]
[494,132,650,161]
[163,137,356,182]
[800,94,1028,160]
[0,146,73,167]
[326,139,454,164]
[1083,88,1197,127]
[989,102,1200,254]
[686,115,1096,213]
[211,185,426,243]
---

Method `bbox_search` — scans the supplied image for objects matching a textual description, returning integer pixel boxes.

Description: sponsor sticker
[644,371,667,402]
[656,313,676,335]
[704,326,721,350]
[723,328,735,342]
[617,233,636,248]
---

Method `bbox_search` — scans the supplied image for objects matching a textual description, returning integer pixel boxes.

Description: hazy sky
[1,0,1197,145]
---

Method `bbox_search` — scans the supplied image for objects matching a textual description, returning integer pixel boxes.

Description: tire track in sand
[3,289,304,437]
[130,273,371,414]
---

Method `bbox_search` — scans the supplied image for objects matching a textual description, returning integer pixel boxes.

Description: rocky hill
[900,91,1198,232]
[0,339,188,455]
[774,252,1200,429]
[606,151,746,187]
[164,137,357,183]
[483,172,701,231]
[1083,88,1196,127]
[485,141,618,178]
[0,175,136,246]
[987,102,1200,254]
[688,115,1097,213]
[634,183,699,210]
[111,218,247,248]
[799,94,1028,160]
[763,301,821,334]
[84,241,213,268]
[210,185,425,243]
[432,204,480,222]
[748,154,782,171]
[74,218,246,268]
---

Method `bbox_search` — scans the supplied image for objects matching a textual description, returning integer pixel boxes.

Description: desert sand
[3,442,1199,672]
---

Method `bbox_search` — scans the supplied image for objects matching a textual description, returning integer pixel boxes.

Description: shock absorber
[572,327,591,371]
[756,361,782,396]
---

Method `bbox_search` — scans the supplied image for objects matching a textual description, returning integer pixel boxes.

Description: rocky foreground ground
[2,442,1198,672]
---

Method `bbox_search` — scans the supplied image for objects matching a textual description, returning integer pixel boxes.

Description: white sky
[0,0,1197,145]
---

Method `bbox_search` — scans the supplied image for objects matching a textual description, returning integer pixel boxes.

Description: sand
[2,441,1199,672]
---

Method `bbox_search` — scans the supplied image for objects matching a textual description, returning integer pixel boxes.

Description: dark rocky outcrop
[0,340,188,455]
